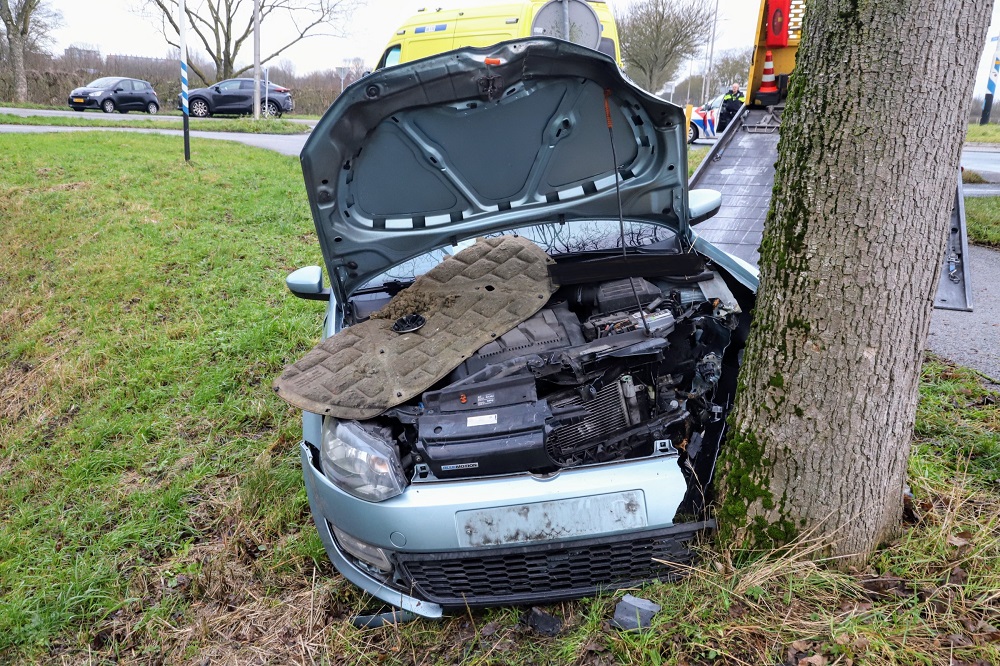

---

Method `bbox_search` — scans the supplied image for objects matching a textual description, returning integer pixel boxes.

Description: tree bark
[716,0,992,564]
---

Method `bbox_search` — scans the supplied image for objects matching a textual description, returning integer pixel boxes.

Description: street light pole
[253,0,261,120]
[703,0,721,101]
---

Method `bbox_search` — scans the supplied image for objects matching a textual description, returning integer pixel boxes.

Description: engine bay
[342,261,751,508]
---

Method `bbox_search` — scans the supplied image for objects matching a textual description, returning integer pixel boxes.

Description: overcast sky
[45,0,1000,93]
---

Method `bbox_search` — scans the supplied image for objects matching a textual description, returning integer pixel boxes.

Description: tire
[190,98,210,117]
[102,99,116,113]
[262,100,280,118]
[688,122,699,144]
[146,102,159,114]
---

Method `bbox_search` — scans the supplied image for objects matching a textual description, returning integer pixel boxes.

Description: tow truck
[689,0,973,311]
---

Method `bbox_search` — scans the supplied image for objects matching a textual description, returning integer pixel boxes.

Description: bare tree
[615,0,713,93]
[138,0,360,85]
[716,0,992,564]
[0,0,60,102]
[710,47,753,91]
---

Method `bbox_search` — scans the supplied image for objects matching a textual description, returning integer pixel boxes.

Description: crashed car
[274,38,758,619]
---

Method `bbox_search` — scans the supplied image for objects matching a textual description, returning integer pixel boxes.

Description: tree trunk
[716,0,992,564]
[0,0,32,103]
[5,29,26,102]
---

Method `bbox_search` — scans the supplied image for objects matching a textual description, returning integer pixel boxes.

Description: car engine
[351,267,747,499]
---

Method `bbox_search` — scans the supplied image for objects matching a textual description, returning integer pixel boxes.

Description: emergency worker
[717,83,745,132]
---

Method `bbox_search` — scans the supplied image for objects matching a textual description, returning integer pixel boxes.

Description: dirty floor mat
[274,236,557,420]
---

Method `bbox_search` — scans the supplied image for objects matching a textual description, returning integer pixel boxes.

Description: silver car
[276,38,757,619]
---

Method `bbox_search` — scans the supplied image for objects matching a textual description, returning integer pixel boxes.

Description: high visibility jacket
[722,91,746,105]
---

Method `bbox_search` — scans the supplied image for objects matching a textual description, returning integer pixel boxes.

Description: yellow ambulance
[376,0,622,69]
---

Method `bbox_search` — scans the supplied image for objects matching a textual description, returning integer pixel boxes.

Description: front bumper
[68,96,101,109]
[301,436,709,617]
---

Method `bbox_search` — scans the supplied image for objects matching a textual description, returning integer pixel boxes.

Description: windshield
[358,219,680,292]
[86,77,120,88]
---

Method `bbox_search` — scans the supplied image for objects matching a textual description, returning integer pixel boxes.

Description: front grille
[395,523,710,607]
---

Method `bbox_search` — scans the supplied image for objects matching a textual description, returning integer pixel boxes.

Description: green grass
[966,123,1000,143]
[0,112,309,134]
[965,196,1000,248]
[688,145,710,177]
[2,133,998,665]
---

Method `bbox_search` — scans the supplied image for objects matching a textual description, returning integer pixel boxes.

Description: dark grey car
[68,77,160,114]
[184,78,294,117]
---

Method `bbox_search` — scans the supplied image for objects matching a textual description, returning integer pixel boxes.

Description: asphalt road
[962,143,1000,179]
[928,244,1000,384]
[2,118,997,382]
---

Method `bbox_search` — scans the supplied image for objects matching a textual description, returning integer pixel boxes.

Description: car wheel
[263,100,280,118]
[190,98,210,117]
[146,102,159,114]
[102,99,116,113]
[688,122,699,144]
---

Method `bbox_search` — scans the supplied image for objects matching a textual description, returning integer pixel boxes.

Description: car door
[108,78,130,109]
[237,80,258,114]
[213,80,245,113]
[135,80,155,109]
[124,80,146,110]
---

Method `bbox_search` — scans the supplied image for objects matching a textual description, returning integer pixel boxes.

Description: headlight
[88,90,104,97]
[320,419,406,502]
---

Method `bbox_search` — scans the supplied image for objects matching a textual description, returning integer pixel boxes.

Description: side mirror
[688,189,723,226]
[286,265,330,301]
[213,85,221,93]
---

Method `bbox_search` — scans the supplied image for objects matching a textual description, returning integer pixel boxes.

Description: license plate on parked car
[72,98,84,103]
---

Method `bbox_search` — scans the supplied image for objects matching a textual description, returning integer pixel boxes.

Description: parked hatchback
[275,38,756,619]
[183,78,293,117]
[68,77,160,114]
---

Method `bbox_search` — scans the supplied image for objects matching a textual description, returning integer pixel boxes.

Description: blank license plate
[457,491,647,547]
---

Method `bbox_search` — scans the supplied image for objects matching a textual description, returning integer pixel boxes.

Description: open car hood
[300,38,692,302]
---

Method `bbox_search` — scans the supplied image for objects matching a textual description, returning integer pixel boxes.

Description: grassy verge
[0,112,309,134]
[688,145,710,177]
[2,134,998,665]
[966,123,1000,143]
[965,196,1000,248]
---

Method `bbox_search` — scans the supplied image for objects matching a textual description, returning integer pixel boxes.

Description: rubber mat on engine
[274,236,557,420]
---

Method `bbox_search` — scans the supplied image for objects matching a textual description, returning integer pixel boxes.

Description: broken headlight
[320,419,407,502]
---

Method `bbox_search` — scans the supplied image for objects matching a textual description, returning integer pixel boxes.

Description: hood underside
[300,38,691,302]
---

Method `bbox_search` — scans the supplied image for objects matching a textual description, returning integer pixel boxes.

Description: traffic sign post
[981,34,999,125]
[179,0,191,160]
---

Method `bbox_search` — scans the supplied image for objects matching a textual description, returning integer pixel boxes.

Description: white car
[688,93,726,143]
